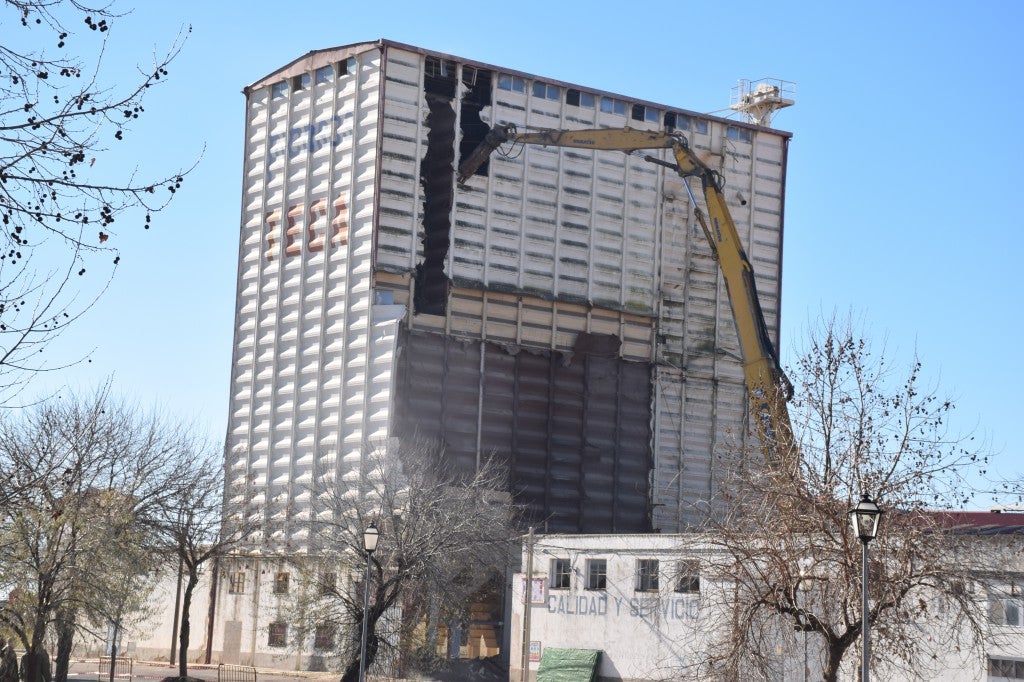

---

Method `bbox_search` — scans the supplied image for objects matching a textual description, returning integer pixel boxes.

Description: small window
[314,624,336,650]
[727,126,753,143]
[990,589,1024,626]
[636,559,659,592]
[336,57,356,77]
[497,74,526,93]
[424,56,456,79]
[674,561,700,593]
[271,81,289,99]
[273,571,290,594]
[694,119,709,134]
[631,104,661,123]
[990,657,1024,679]
[550,558,571,590]
[585,559,607,590]
[665,112,687,131]
[291,73,311,91]
[600,97,627,115]
[319,571,337,596]
[228,571,246,594]
[532,81,559,101]
[268,622,287,647]
[315,66,334,85]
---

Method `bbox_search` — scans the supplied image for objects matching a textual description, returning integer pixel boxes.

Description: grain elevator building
[224,39,791,552]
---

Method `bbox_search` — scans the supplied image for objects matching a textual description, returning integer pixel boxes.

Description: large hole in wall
[415,57,457,316]
[458,66,492,178]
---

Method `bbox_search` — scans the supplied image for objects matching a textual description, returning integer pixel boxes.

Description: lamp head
[363,523,379,554]
[849,494,882,543]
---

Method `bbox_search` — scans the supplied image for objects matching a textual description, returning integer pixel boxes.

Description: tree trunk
[54,610,75,682]
[178,573,199,679]
[823,642,844,682]
[25,603,47,682]
[340,603,384,682]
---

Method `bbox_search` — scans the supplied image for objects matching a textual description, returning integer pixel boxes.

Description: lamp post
[849,494,882,682]
[798,557,813,682]
[359,523,379,682]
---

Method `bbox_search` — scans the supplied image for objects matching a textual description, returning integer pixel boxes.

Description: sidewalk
[70,657,507,682]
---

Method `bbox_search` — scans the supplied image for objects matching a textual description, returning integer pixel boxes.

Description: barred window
[550,558,571,590]
[268,622,287,647]
[314,624,336,650]
[228,571,246,594]
[319,571,337,596]
[636,559,659,592]
[586,559,607,590]
[674,560,700,593]
[273,571,290,594]
[990,657,1024,678]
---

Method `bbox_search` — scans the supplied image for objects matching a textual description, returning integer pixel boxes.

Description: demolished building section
[226,39,790,554]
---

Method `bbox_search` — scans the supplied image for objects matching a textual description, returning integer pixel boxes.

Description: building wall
[221,39,789,670]
[227,42,405,551]
[510,534,1024,682]
[226,39,791,543]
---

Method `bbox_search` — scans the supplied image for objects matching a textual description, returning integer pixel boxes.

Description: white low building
[510,518,1024,682]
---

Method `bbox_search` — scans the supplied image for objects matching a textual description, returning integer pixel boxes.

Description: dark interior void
[415,93,455,316]
[415,57,458,316]
[458,67,492,178]
[393,328,653,533]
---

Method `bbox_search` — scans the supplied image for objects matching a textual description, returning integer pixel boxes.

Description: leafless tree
[0,386,209,682]
[688,315,1015,682]
[283,441,518,681]
[149,452,256,681]
[0,0,192,402]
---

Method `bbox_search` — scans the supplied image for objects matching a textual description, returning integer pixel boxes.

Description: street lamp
[359,523,379,682]
[798,557,813,682]
[849,494,882,682]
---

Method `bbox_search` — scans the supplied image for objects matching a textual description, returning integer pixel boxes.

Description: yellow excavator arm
[458,124,794,466]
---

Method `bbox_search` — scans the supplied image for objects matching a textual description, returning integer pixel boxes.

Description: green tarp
[536,648,602,682]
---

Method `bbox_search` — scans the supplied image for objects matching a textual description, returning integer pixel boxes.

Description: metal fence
[96,657,133,682]
[217,663,257,682]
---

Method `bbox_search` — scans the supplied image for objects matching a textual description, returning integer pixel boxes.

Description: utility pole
[519,527,535,682]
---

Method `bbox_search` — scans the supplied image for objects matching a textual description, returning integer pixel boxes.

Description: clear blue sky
[32,1,1023,495]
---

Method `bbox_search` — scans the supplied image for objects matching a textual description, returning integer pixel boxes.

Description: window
[990,657,1024,679]
[273,571,290,594]
[532,81,559,101]
[290,73,311,91]
[674,561,700,593]
[566,89,595,108]
[268,622,287,647]
[314,624,336,650]
[550,558,571,590]
[636,559,659,592]
[727,126,753,143]
[228,571,246,594]
[585,559,607,590]
[497,74,526,93]
[424,56,456,79]
[335,57,356,77]
[992,597,1024,626]
[271,81,289,99]
[665,111,687,130]
[631,104,660,123]
[600,97,627,115]
[319,571,337,596]
[315,65,334,85]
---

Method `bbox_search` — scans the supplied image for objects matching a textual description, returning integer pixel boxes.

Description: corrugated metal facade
[227,39,790,545]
